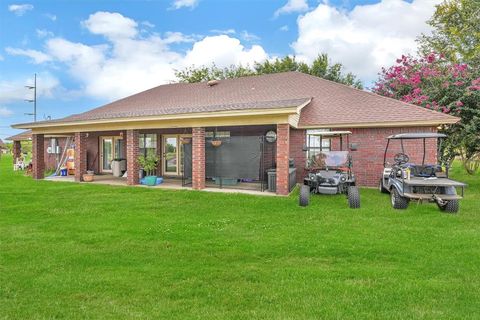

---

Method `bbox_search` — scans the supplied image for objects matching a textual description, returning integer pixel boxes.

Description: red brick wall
[344,126,437,186]
[290,128,306,183]
[289,126,438,187]
[126,130,140,185]
[276,124,290,195]
[85,131,126,174]
[32,134,44,180]
[74,133,88,182]
[192,127,205,190]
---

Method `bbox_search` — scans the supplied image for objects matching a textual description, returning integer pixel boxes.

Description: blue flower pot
[144,175,157,186]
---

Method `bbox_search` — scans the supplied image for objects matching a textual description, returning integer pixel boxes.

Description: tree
[373,53,480,174]
[175,54,363,89]
[418,0,480,65]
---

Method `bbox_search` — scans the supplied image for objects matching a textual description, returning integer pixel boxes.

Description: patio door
[100,136,124,173]
[162,134,190,176]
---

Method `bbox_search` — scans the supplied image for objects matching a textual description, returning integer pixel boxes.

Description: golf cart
[379,133,466,213]
[299,131,360,208]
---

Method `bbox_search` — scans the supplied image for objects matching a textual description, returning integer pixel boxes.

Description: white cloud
[292,0,440,83]
[0,107,14,117]
[5,47,52,64]
[8,4,33,16]
[11,12,267,100]
[0,73,60,104]
[170,0,199,10]
[240,30,260,42]
[163,31,197,44]
[183,35,267,69]
[36,29,54,38]
[274,0,308,17]
[210,29,236,35]
[142,21,155,28]
[45,13,57,21]
[280,25,289,32]
[82,11,138,40]
[0,54,4,61]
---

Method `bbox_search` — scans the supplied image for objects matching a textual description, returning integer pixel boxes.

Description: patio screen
[181,135,276,191]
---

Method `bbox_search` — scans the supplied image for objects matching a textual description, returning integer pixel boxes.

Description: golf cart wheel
[347,186,360,209]
[438,199,459,214]
[390,188,409,210]
[379,178,389,194]
[299,185,310,207]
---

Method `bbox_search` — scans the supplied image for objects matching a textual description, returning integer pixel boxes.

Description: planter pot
[144,175,158,186]
[211,140,222,147]
[83,173,94,182]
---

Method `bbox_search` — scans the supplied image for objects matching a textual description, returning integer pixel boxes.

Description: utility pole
[25,73,37,122]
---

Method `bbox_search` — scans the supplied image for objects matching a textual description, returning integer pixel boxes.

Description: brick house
[11,72,458,195]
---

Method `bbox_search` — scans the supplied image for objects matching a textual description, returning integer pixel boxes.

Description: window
[139,134,157,156]
[306,129,331,166]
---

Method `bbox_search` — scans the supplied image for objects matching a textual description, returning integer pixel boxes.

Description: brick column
[276,124,290,195]
[126,129,140,185]
[156,133,162,176]
[74,132,88,182]
[290,128,306,183]
[192,127,205,190]
[13,140,22,164]
[32,134,45,179]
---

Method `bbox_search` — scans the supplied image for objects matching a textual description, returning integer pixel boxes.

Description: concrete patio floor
[44,174,277,196]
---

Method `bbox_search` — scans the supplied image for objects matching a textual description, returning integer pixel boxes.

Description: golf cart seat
[309,151,349,169]
[402,163,442,178]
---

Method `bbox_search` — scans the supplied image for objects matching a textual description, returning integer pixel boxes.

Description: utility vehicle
[299,131,360,208]
[379,132,466,213]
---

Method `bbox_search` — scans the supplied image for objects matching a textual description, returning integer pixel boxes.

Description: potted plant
[83,170,94,182]
[138,150,159,186]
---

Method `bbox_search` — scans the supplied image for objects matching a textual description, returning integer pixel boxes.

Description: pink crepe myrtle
[373,53,478,116]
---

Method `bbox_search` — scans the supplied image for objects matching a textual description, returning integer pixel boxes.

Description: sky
[0,0,441,140]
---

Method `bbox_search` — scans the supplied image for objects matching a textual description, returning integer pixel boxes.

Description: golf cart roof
[387,133,447,140]
[308,131,352,137]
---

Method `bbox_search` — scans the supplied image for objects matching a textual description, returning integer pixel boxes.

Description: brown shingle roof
[14,71,458,128]
[5,130,32,141]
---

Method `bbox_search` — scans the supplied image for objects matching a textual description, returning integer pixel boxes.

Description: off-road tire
[379,178,389,194]
[299,185,310,207]
[347,186,360,209]
[438,199,459,214]
[390,188,409,209]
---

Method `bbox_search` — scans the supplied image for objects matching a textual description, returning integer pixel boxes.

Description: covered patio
[24,123,296,196]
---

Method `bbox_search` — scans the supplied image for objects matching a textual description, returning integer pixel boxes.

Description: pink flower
[456,101,464,107]
[427,53,436,63]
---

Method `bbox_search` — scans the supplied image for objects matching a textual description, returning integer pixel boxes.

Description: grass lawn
[1,154,479,319]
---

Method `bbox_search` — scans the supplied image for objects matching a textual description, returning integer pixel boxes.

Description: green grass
[1,154,479,319]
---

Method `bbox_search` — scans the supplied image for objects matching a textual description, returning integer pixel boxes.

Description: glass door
[163,136,178,176]
[100,136,123,173]
[101,138,113,172]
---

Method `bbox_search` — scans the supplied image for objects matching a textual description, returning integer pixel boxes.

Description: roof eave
[298,118,459,129]
[12,105,305,130]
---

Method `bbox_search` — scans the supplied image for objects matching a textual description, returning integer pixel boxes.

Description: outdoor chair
[13,158,25,171]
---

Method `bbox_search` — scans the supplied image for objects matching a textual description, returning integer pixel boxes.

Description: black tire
[379,178,389,193]
[390,188,409,209]
[347,186,360,209]
[299,185,310,207]
[438,200,459,214]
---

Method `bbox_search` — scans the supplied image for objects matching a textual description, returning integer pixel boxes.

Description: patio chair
[13,158,25,171]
